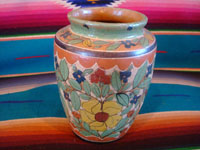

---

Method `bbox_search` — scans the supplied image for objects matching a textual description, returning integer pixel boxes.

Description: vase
[54,7,156,142]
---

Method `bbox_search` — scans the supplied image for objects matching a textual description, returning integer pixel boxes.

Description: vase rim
[67,7,148,39]
[68,7,148,28]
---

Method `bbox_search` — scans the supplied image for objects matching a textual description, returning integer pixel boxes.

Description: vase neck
[68,7,147,40]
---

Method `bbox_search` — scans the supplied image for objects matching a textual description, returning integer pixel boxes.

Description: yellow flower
[82,39,92,47]
[79,99,122,132]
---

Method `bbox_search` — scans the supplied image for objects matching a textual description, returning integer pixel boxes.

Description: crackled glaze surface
[54,7,156,142]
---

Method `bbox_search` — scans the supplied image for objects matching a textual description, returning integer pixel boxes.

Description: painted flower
[146,64,153,77]
[130,95,141,104]
[120,71,131,83]
[121,40,136,48]
[72,111,81,119]
[83,39,92,47]
[127,110,134,117]
[60,31,71,38]
[90,69,111,84]
[64,91,71,101]
[54,56,59,69]
[79,99,122,132]
[73,70,85,83]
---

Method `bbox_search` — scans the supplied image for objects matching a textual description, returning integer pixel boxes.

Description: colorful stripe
[0,111,200,149]
[0,0,199,36]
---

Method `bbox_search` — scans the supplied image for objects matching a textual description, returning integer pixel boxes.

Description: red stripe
[16,55,50,60]
[157,50,167,53]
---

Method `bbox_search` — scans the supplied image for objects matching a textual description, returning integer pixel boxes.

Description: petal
[90,121,107,132]
[103,101,122,115]
[91,103,101,114]
[79,110,95,124]
[105,115,122,128]
[82,99,99,113]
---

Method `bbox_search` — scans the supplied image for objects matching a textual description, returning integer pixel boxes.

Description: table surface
[0,71,200,150]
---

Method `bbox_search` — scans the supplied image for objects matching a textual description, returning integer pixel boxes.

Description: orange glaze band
[55,43,156,70]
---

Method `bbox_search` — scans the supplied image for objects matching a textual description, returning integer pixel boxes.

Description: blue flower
[54,56,59,69]
[146,64,153,77]
[60,31,71,38]
[64,92,71,101]
[73,70,85,83]
[120,71,131,83]
[121,40,136,48]
[130,95,141,104]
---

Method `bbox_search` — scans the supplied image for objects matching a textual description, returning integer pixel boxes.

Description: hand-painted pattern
[59,29,152,51]
[55,55,154,141]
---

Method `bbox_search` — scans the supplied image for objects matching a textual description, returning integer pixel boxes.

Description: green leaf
[133,61,147,88]
[83,122,90,131]
[140,37,149,47]
[111,71,121,91]
[70,91,81,111]
[121,104,133,115]
[108,133,120,138]
[127,65,133,71]
[106,42,121,51]
[70,35,80,39]
[83,80,91,95]
[91,83,101,97]
[94,45,102,49]
[133,89,140,95]
[68,39,83,45]
[115,118,129,131]
[122,83,131,91]
[60,59,69,80]
[108,90,114,95]
[67,101,73,112]
[80,94,91,100]
[56,70,63,81]
[93,41,109,45]
[72,120,81,128]
[90,130,99,137]
[138,77,151,89]
[102,85,110,97]
[101,129,114,138]
[115,126,126,132]
[116,93,129,106]
[58,81,66,91]
[106,94,114,101]
[80,130,91,137]
[72,64,77,72]
[82,69,93,76]
[69,79,81,91]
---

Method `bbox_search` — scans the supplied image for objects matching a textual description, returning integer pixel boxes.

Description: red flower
[127,110,135,118]
[90,69,111,84]
[72,111,81,119]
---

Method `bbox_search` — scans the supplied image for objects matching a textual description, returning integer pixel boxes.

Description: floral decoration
[79,99,122,132]
[121,40,136,48]
[73,70,86,83]
[130,95,141,104]
[64,91,71,101]
[55,56,153,140]
[146,64,153,77]
[90,69,111,84]
[120,71,131,83]
[59,30,150,51]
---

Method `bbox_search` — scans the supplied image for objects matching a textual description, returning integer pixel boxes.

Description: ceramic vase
[54,7,157,142]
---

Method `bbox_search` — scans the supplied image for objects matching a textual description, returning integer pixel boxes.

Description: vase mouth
[68,7,147,26]
[68,7,148,39]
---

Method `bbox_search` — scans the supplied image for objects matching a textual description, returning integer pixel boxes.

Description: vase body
[54,7,156,142]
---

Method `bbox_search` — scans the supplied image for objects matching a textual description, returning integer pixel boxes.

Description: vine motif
[59,30,150,51]
[55,55,153,139]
